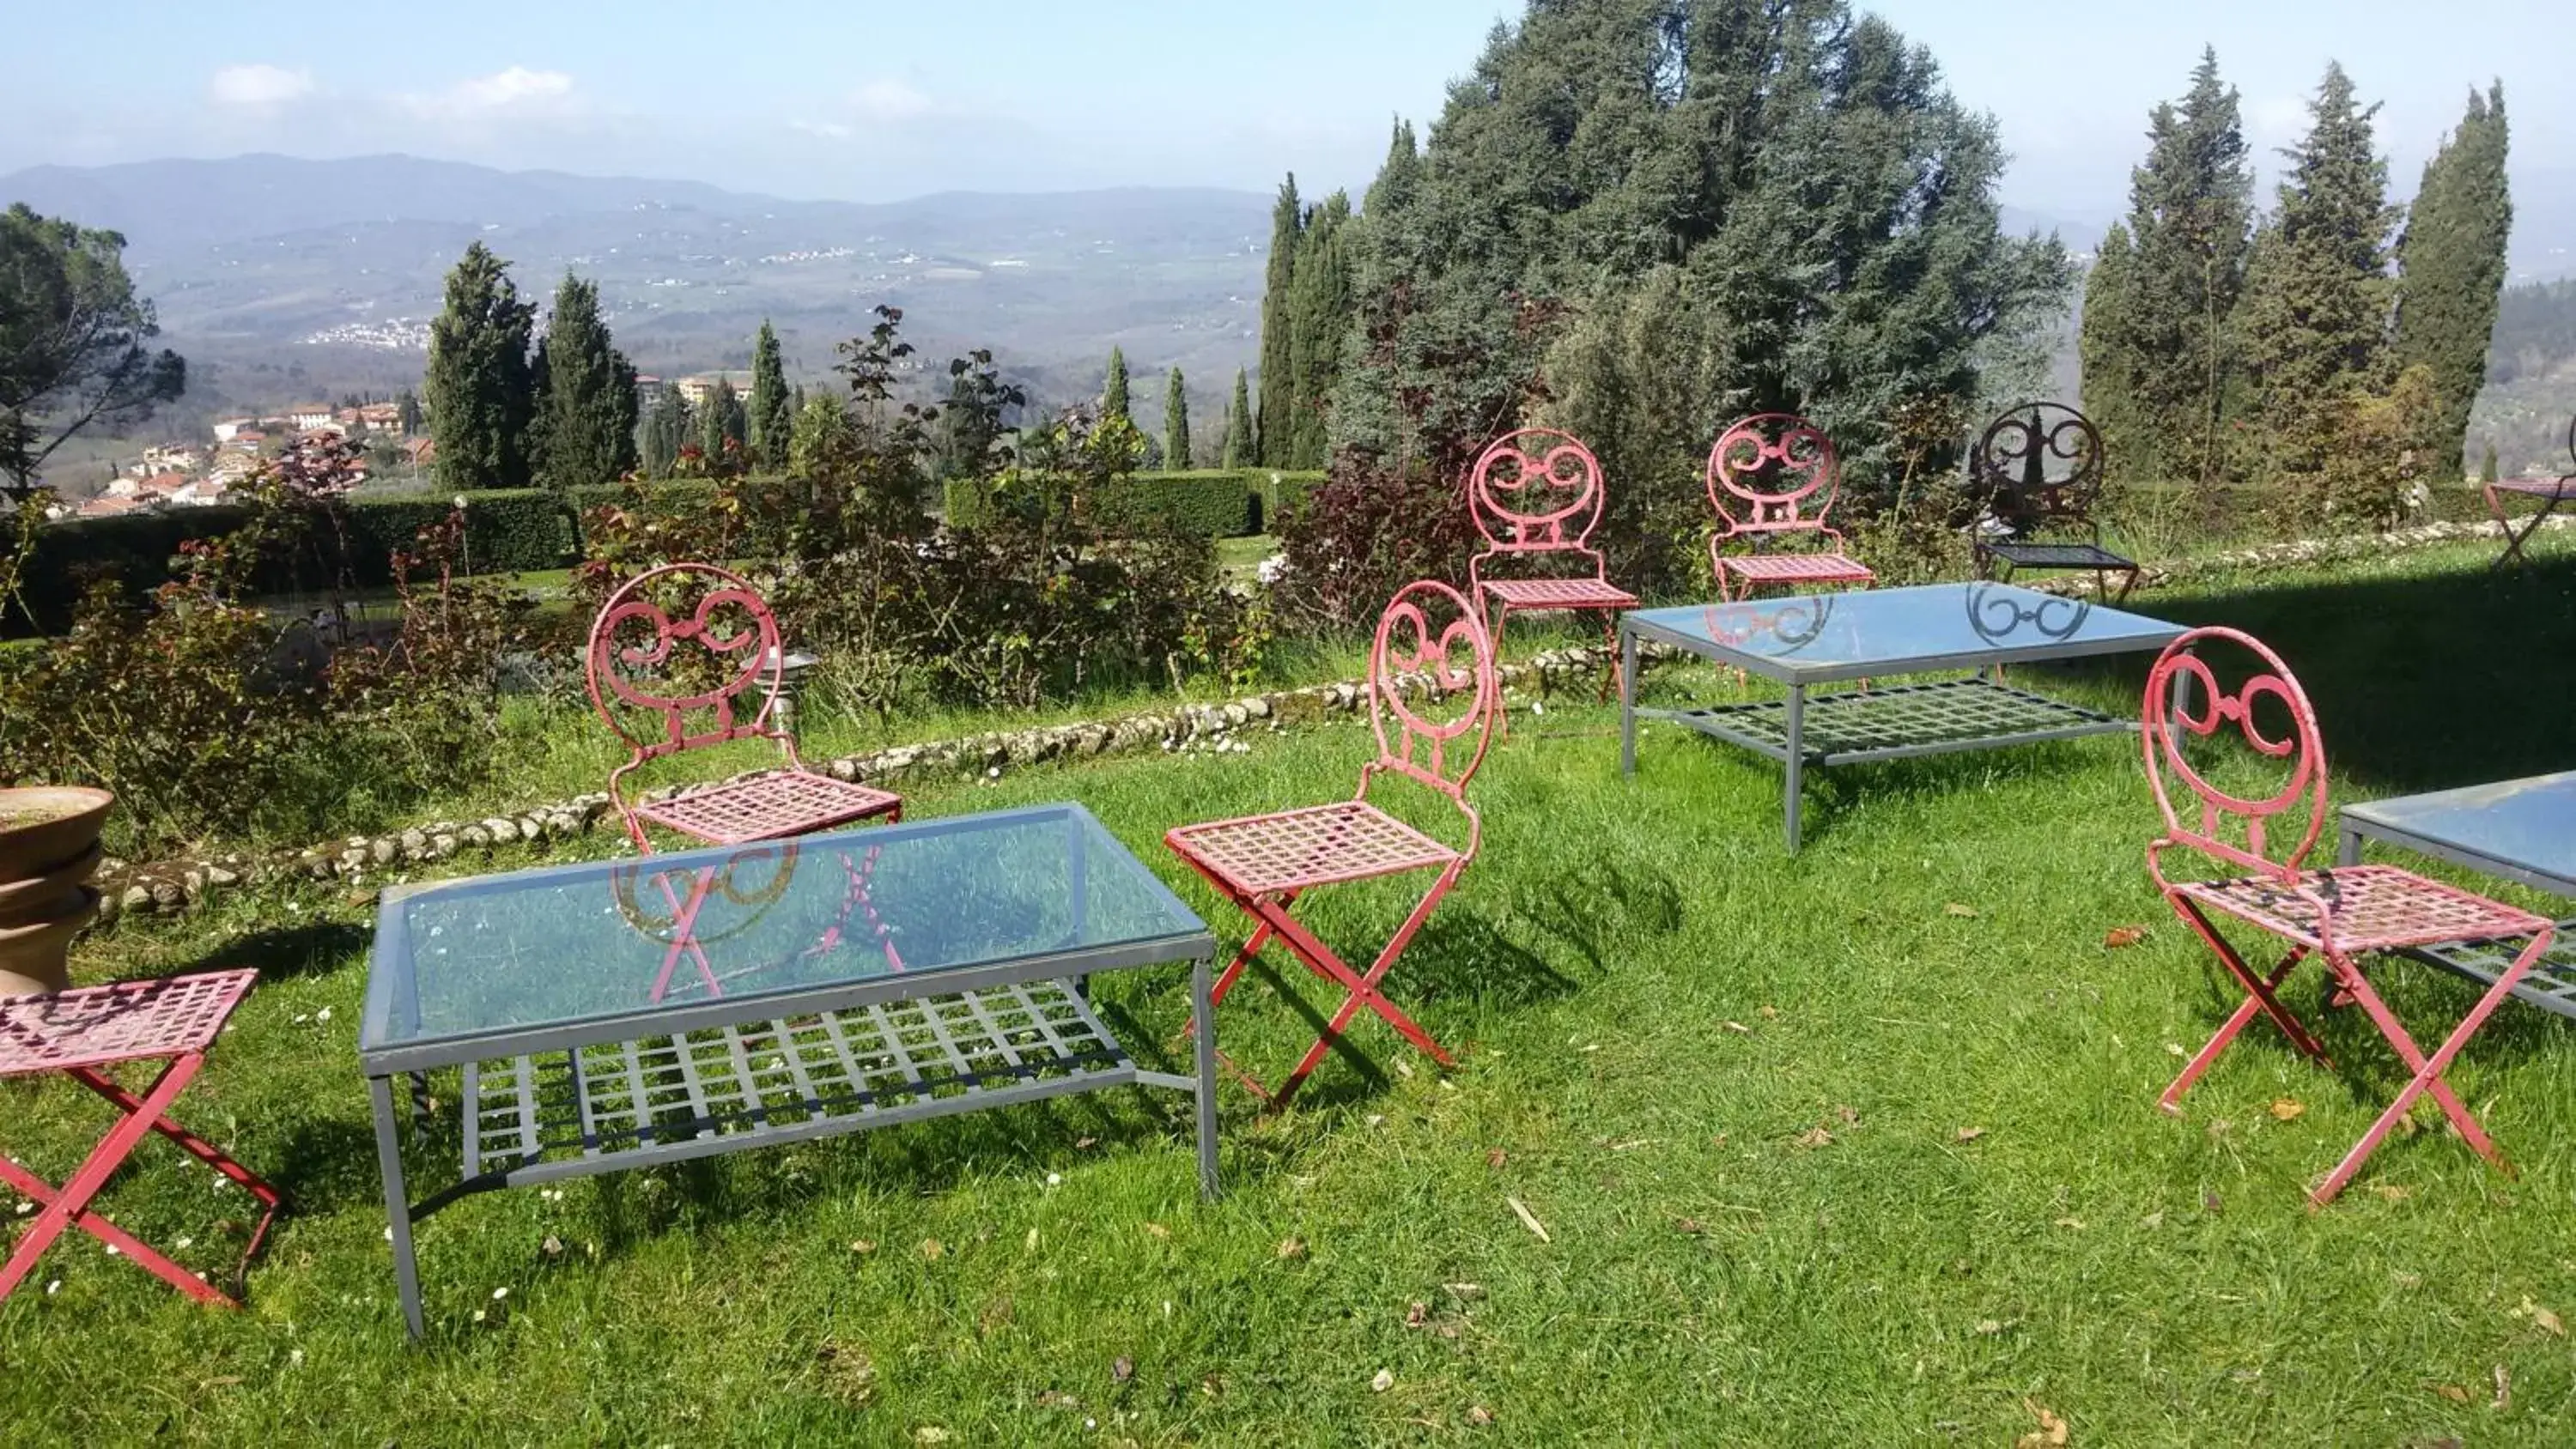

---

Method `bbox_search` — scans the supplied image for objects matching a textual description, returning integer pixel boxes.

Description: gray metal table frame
[2339,778,2576,1016]
[359,804,1218,1340]
[1619,598,2185,852]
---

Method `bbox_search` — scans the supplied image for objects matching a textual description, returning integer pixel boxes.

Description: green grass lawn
[5,538,2575,1444]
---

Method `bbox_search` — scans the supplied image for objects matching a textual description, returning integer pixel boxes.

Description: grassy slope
[3,537,2574,1446]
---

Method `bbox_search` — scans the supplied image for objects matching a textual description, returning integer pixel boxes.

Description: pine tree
[396,388,422,437]
[641,386,691,478]
[1221,367,1254,470]
[699,379,747,470]
[2080,225,2143,458]
[2239,64,2399,476]
[1285,192,1352,469]
[530,273,638,489]
[2394,84,2512,479]
[1163,367,1191,470]
[749,320,793,470]
[1103,347,1130,421]
[422,241,536,492]
[2086,49,2256,486]
[1255,175,1303,466]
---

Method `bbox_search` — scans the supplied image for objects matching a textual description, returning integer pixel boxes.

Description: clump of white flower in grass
[1255,554,1289,586]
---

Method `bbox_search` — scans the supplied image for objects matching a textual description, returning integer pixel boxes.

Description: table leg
[1783,683,1806,853]
[1619,624,1638,777]
[1192,949,1220,1200]
[2338,828,2361,868]
[368,1074,426,1341]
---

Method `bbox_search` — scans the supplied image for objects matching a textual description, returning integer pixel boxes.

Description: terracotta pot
[0,786,115,998]
[0,888,100,998]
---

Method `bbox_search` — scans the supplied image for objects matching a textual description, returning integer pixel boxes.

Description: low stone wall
[88,641,1639,925]
[82,506,2576,925]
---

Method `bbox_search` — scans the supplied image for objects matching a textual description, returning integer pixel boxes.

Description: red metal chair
[1705,414,1875,602]
[2141,627,2556,1205]
[1466,429,1638,704]
[589,564,904,993]
[1166,580,1500,1106]
[2482,414,2576,570]
[1,971,281,1307]
[588,562,902,850]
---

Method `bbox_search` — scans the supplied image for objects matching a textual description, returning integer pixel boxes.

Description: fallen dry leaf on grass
[1794,1126,1835,1149]
[2268,1098,2307,1122]
[1834,1105,1860,1125]
[1141,1222,1170,1240]
[2104,925,2148,948]
[1955,1126,1987,1143]
[1758,1005,1778,1019]
[1485,1149,1507,1168]
[1945,902,1980,919]
[1276,1236,1307,1260]
[1506,1197,1552,1241]
[1370,1368,1395,1393]
[1112,1355,1134,1384]
[918,1239,945,1261]
[1722,1020,1753,1034]
[2427,1381,2473,1404]
[2373,1185,2414,1203]
[848,1239,878,1255]
[2512,1297,2566,1337]
[2017,1398,2069,1447]
[1404,1301,1429,1328]
[1674,1217,1704,1235]
[2493,1364,2511,1409]
[1466,1405,1495,1427]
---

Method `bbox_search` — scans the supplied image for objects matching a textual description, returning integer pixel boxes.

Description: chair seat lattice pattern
[1167,802,1457,899]
[1480,578,1638,609]
[1717,552,1874,585]
[1981,541,2137,571]
[2174,864,2553,952]
[459,979,1127,1176]
[0,971,257,1076]
[635,770,902,846]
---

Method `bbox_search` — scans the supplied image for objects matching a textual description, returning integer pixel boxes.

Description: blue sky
[6,0,2567,221]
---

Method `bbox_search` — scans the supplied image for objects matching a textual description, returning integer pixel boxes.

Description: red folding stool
[588,563,905,997]
[1466,428,1638,712]
[2140,627,2557,1205]
[1167,580,1501,1106]
[1704,414,1875,603]
[1,970,281,1307]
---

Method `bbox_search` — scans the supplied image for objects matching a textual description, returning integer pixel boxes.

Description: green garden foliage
[529,273,639,491]
[423,242,537,494]
[1103,347,1131,421]
[1,203,187,501]
[1163,367,1192,471]
[1222,367,1254,470]
[2394,85,2513,479]
[945,469,1276,537]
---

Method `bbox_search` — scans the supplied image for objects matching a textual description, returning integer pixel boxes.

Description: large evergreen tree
[2239,64,2399,476]
[641,385,691,478]
[530,273,638,489]
[1255,175,1303,466]
[699,379,748,469]
[1163,367,1191,470]
[396,387,422,437]
[1284,192,1352,469]
[1103,346,1130,421]
[2081,49,2256,486]
[1325,2,2069,496]
[749,320,793,470]
[1222,367,1254,470]
[0,203,186,500]
[2393,84,2512,479]
[423,241,536,492]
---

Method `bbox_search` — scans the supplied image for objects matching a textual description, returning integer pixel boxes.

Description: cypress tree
[1285,192,1353,470]
[1163,367,1191,470]
[699,379,747,470]
[2393,84,2512,479]
[749,320,793,470]
[531,273,637,489]
[1103,347,1131,421]
[2239,64,2399,476]
[2480,440,2500,483]
[2088,49,2255,486]
[2079,224,2143,459]
[1222,367,1254,470]
[641,386,691,478]
[396,388,422,436]
[1255,175,1303,466]
[422,241,536,492]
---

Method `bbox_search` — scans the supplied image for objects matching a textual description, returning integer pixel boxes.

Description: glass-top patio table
[358,803,1217,1339]
[2340,770,2576,1016]
[1619,581,2186,851]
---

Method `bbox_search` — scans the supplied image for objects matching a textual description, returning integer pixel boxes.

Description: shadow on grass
[162,920,372,984]
[2057,550,2576,796]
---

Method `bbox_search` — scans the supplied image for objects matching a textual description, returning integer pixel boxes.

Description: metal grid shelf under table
[1643,676,2125,766]
[2402,923,2576,1022]
[453,978,1134,1183]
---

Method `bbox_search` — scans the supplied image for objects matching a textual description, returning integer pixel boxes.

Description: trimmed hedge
[5,488,579,636]
[939,469,1325,537]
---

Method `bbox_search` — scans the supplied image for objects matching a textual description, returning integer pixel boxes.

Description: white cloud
[404,67,578,119]
[790,119,855,140]
[852,80,933,122]
[209,64,315,109]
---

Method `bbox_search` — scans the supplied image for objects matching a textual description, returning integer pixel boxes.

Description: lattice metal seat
[457,979,1128,1178]
[1168,801,1458,900]
[2489,478,2576,500]
[1479,577,1638,609]
[0,970,254,1076]
[635,771,902,846]
[2174,864,2551,953]
[1717,552,1873,586]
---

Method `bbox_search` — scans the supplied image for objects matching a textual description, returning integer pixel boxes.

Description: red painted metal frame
[586,563,902,852]
[2141,627,2557,1205]
[0,970,281,1307]
[610,841,895,1003]
[2482,416,2576,570]
[1466,429,1639,708]
[1705,414,1875,602]
[1165,580,1499,1106]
